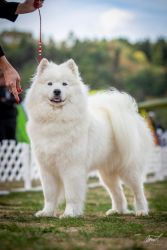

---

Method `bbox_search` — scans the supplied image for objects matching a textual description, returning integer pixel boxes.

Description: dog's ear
[66,59,79,76]
[37,58,49,74]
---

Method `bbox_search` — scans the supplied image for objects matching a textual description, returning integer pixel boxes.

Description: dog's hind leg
[99,171,129,215]
[35,167,62,217]
[121,172,148,216]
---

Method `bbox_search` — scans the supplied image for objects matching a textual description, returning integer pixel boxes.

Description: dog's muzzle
[50,89,64,103]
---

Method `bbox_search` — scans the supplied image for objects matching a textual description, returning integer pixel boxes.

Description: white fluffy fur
[26,58,153,218]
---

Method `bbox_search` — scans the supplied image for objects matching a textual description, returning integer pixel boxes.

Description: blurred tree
[135,39,152,62]
[124,66,167,101]
[152,38,167,66]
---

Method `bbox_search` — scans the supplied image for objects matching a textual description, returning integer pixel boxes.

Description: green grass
[0,181,167,250]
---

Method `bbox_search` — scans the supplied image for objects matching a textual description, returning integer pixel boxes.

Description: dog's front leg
[35,167,61,217]
[60,169,87,218]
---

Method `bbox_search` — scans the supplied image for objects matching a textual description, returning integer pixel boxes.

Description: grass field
[0,180,167,250]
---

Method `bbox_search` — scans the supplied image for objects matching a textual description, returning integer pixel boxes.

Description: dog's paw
[59,210,83,219]
[136,210,148,217]
[59,205,83,218]
[35,210,54,217]
[59,213,81,219]
[106,209,119,216]
[59,213,69,219]
[106,209,134,216]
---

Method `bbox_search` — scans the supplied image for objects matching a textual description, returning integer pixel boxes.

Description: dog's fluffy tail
[91,89,154,174]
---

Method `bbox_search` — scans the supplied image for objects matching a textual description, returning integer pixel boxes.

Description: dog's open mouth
[50,98,65,104]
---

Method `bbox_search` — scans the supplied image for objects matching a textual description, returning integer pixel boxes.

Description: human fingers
[11,83,20,103]
[16,78,22,94]
[38,0,44,7]
[33,0,44,9]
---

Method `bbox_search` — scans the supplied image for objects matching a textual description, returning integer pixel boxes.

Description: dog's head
[26,59,88,121]
[31,58,85,107]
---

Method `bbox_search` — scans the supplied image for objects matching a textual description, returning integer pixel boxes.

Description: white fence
[0,140,39,191]
[146,146,167,182]
[0,140,167,191]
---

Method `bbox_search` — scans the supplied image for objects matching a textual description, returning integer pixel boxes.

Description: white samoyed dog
[26,58,153,218]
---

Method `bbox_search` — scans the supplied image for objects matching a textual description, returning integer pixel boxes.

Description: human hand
[0,56,22,103]
[3,66,22,103]
[16,0,44,14]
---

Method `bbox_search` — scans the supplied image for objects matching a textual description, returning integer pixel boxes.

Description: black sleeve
[0,0,19,22]
[0,46,4,57]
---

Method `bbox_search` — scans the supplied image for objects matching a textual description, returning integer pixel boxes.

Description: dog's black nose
[53,89,61,96]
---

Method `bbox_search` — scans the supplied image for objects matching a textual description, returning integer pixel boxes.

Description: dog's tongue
[51,97,61,103]
[55,98,61,102]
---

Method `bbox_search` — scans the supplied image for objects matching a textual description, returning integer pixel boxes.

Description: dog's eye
[48,82,52,86]
[62,82,68,86]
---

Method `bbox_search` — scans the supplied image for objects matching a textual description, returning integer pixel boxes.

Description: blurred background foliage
[1,30,167,100]
[1,30,167,127]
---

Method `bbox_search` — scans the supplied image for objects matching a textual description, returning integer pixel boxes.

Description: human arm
[0,0,43,21]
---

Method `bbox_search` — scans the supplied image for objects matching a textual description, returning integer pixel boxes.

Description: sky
[0,0,167,42]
